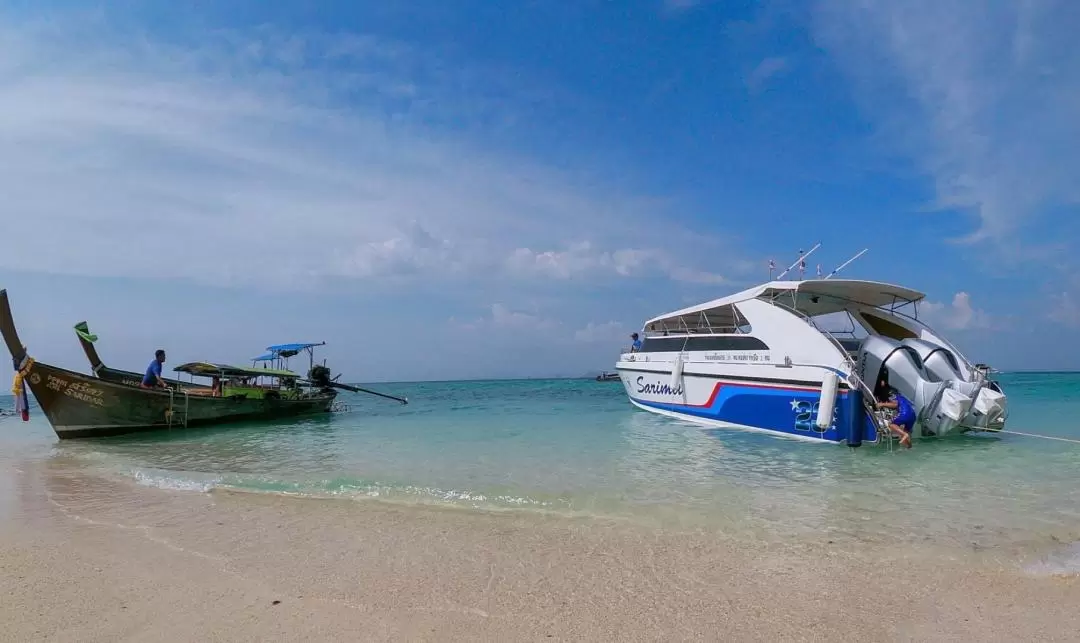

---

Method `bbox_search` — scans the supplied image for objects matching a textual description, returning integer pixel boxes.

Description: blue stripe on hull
[630,381,878,444]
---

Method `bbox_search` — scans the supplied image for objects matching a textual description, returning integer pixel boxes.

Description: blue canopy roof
[252,342,326,361]
[266,342,325,352]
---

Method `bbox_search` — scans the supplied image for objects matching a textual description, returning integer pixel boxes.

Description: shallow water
[2,373,1079,559]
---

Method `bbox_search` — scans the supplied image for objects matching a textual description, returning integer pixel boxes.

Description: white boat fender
[669,353,685,393]
[816,370,839,430]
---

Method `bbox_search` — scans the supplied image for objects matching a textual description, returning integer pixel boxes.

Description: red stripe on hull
[681,379,823,409]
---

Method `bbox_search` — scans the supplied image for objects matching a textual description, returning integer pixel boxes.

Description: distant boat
[595,372,620,382]
[2,289,405,440]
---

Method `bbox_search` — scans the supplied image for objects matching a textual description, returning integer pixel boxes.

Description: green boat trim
[74,321,99,344]
[173,362,301,380]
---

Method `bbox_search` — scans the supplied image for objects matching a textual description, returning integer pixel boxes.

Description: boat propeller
[306,365,408,405]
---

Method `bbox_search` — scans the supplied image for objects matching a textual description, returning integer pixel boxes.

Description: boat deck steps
[871,409,898,449]
[166,389,191,429]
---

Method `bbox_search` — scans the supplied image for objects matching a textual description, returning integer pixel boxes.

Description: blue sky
[1,0,1078,381]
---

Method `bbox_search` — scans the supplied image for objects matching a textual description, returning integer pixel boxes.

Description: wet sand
[2,458,1079,642]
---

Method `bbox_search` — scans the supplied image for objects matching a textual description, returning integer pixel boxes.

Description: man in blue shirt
[874,373,914,448]
[141,349,168,389]
[630,333,643,352]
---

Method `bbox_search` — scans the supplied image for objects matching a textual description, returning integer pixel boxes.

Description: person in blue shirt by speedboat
[874,372,914,448]
[630,332,643,352]
[141,349,168,389]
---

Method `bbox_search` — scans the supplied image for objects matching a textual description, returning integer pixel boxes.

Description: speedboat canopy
[644,279,926,332]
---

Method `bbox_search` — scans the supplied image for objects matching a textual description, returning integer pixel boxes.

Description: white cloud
[0,12,738,291]
[489,304,556,330]
[506,243,625,280]
[504,243,724,283]
[573,321,628,343]
[813,0,1080,244]
[1047,292,1080,328]
[663,0,703,12]
[746,57,789,93]
[920,292,991,331]
[452,307,633,345]
[451,304,560,333]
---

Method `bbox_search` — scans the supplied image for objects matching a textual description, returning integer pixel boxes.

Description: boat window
[860,312,917,340]
[638,335,769,353]
[647,304,753,335]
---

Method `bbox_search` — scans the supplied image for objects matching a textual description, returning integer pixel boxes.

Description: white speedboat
[615,277,1007,445]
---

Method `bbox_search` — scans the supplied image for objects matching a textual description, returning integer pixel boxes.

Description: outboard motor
[308,365,333,388]
[901,338,967,382]
[859,336,974,437]
[966,386,1007,428]
[901,338,1006,430]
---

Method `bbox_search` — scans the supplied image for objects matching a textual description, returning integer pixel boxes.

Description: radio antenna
[775,242,821,280]
[824,248,868,280]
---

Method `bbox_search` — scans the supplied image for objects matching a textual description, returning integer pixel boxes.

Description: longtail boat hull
[20,361,335,438]
[2,289,337,439]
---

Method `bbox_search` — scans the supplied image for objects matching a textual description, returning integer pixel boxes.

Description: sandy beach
[1,457,1077,642]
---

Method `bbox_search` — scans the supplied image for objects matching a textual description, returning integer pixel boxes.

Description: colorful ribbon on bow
[11,356,34,422]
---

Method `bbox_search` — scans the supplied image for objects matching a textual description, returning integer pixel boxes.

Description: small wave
[131,469,221,493]
[121,467,560,513]
[1023,541,1080,577]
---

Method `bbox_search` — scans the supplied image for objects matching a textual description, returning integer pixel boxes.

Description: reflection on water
[1,374,1080,555]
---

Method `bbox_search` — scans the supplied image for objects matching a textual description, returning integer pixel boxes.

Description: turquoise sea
[2,373,1079,564]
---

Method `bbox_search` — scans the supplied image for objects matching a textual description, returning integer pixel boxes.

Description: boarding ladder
[846,370,896,449]
[769,302,897,448]
[166,387,190,429]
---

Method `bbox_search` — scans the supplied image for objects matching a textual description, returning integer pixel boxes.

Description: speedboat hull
[618,367,878,444]
[616,276,1008,446]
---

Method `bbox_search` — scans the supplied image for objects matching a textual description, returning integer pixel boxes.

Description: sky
[1,0,1078,381]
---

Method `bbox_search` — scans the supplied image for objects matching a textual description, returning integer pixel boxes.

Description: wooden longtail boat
[2,289,339,439]
[75,322,408,407]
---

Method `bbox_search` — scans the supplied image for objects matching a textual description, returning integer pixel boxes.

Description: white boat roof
[645,279,926,328]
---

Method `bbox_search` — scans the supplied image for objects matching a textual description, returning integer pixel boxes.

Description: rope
[984,428,1080,446]
[11,356,32,396]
